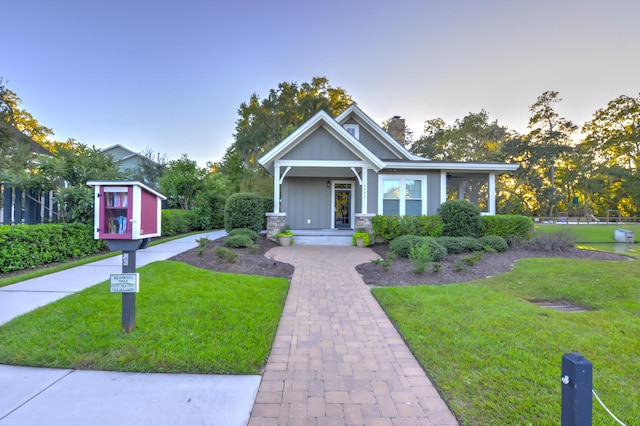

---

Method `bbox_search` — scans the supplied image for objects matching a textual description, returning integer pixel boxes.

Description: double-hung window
[379,175,426,216]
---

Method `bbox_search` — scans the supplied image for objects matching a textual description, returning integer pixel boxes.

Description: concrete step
[291,230,354,246]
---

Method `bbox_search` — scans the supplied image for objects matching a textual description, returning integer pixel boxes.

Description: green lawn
[373,258,640,425]
[535,223,640,242]
[0,261,289,375]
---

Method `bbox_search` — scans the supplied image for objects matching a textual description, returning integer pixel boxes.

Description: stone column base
[355,213,375,241]
[266,213,287,240]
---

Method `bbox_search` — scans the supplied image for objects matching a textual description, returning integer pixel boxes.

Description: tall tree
[527,91,577,216]
[233,76,353,167]
[412,111,509,162]
[0,78,53,145]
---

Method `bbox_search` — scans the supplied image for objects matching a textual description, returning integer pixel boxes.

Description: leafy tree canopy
[232,76,353,167]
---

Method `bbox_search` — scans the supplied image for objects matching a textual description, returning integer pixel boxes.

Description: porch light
[327,180,331,188]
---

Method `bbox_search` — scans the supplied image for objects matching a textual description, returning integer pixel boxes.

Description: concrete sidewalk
[0,231,261,426]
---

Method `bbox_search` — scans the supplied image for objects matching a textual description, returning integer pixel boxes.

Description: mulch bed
[169,235,631,287]
[3,236,631,287]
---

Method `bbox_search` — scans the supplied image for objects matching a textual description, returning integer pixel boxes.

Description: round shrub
[223,234,255,248]
[224,193,266,233]
[479,235,508,252]
[436,236,484,254]
[425,238,447,262]
[438,200,482,238]
[228,228,259,242]
[389,235,428,258]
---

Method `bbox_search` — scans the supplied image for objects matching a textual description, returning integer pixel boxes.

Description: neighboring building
[102,144,152,173]
[259,104,518,237]
[101,144,163,189]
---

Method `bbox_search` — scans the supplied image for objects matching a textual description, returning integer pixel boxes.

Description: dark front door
[334,189,351,229]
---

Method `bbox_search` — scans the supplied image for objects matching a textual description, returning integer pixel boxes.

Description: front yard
[373,257,640,425]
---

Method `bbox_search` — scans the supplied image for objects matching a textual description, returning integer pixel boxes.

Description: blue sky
[3,0,639,165]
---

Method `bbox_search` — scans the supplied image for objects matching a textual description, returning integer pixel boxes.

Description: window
[344,124,359,139]
[379,175,426,216]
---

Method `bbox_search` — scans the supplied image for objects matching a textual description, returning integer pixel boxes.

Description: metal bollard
[561,352,593,426]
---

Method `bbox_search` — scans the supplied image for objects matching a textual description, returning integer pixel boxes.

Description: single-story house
[258,104,518,238]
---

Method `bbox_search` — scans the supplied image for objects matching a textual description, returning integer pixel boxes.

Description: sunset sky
[4,0,639,165]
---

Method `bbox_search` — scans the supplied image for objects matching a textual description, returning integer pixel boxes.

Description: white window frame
[344,124,359,139]
[378,174,427,216]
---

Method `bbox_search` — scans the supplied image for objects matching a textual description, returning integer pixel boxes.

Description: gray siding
[283,127,360,161]
[282,178,331,229]
[426,171,442,215]
[343,119,401,160]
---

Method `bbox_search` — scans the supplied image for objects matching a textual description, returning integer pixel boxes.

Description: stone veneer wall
[265,213,287,240]
[355,213,375,240]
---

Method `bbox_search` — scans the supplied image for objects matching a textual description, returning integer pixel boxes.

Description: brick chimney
[388,116,406,145]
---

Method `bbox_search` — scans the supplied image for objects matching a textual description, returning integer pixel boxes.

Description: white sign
[110,273,139,293]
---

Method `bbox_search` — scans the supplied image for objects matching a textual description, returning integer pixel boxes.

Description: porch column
[273,165,280,213]
[361,167,368,214]
[488,172,496,215]
[440,171,447,205]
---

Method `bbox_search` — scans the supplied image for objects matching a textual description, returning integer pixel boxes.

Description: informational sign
[110,273,139,293]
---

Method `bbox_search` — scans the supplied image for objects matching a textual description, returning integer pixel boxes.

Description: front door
[334,183,352,229]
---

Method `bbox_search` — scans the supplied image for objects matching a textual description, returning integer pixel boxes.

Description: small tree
[224,193,266,233]
[438,200,482,237]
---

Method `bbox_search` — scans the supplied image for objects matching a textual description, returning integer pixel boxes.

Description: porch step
[291,229,354,246]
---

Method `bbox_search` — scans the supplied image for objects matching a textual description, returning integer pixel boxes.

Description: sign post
[88,181,165,334]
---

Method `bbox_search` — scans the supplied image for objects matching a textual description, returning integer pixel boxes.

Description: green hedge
[481,215,533,241]
[372,215,443,241]
[161,209,192,236]
[435,236,484,254]
[0,223,106,273]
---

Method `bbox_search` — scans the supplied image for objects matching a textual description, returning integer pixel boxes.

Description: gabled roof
[258,109,386,174]
[101,144,159,165]
[335,104,425,161]
[258,105,519,175]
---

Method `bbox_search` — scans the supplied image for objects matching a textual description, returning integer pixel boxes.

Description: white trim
[440,171,447,206]
[273,166,280,213]
[279,166,292,184]
[362,168,368,215]
[387,162,519,172]
[276,159,371,168]
[330,180,355,230]
[344,124,359,139]
[377,174,427,216]
[87,181,166,200]
[258,109,386,173]
[350,167,363,185]
[486,173,496,215]
[336,104,417,160]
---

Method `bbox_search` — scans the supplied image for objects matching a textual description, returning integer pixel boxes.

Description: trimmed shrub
[223,234,255,248]
[479,235,508,252]
[425,238,448,262]
[436,236,484,254]
[228,228,259,242]
[212,246,239,263]
[389,235,427,258]
[481,215,533,241]
[161,209,191,236]
[438,200,482,237]
[372,215,443,241]
[224,193,265,233]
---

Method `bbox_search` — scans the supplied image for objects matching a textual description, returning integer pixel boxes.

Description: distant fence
[534,216,640,225]
[1,182,60,225]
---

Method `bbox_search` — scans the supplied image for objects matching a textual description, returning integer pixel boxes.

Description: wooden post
[561,352,592,426]
[121,250,137,333]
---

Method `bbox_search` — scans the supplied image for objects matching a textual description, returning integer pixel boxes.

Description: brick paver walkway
[249,245,458,426]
